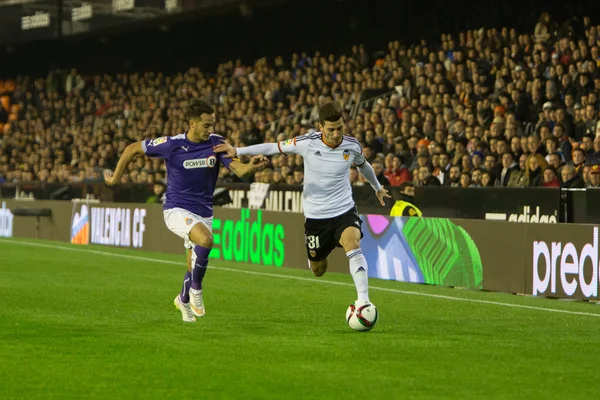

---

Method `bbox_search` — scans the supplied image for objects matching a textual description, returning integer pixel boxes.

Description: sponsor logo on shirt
[343,149,350,161]
[183,156,217,169]
[151,137,168,146]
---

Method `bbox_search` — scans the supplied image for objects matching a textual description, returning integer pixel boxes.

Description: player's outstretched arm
[228,155,270,179]
[214,141,279,158]
[104,141,144,186]
[357,161,391,206]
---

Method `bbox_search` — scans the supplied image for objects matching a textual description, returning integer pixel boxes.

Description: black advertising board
[0,182,571,223]
[414,187,562,223]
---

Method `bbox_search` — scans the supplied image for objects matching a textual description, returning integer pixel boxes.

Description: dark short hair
[318,102,343,125]
[399,182,414,192]
[546,136,559,146]
[188,98,214,121]
[548,151,561,159]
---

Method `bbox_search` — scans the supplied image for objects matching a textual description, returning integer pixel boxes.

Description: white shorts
[163,208,213,249]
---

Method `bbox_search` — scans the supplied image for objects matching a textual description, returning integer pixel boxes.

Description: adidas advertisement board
[413,187,562,223]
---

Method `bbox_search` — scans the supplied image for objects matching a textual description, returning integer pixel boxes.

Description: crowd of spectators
[3,12,600,190]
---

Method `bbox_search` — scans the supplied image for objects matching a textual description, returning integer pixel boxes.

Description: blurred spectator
[261,168,274,184]
[542,166,561,188]
[481,171,496,187]
[372,160,390,186]
[350,167,362,186]
[444,165,461,187]
[588,165,600,188]
[5,10,600,195]
[293,170,304,185]
[499,152,518,187]
[561,165,585,188]
[384,156,411,186]
[459,172,471,188]
[390,182,422,217]
[508,154,529,187]
[146,182,166,204]
[471,168,483,187]
[590,136,600,165]
[525,154,547,186]
[570,148,587,176]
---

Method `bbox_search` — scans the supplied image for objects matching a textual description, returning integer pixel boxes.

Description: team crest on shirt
[185,218,193,225]
[343,149,350,161]
[151,137,167,146]
[310,250,316,258]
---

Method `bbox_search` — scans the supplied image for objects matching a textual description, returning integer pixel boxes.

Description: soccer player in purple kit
[104,99,268,322]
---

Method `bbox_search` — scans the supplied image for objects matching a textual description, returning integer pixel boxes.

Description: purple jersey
[142,133,233,217]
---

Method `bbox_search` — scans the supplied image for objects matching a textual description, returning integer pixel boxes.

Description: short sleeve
[278,135,311,156]
[142,137,175,159]
[210,134,237,169]
[353,144,366,167]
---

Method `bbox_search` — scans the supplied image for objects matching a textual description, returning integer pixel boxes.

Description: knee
[310,261,327,277]
[312,268,326,277]
[196,234,213,249]
[342,239,361,253]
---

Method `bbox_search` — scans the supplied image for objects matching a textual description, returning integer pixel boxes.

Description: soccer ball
[346,303,378,331]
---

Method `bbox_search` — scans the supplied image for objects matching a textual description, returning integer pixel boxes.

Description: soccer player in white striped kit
[214,102,390,311]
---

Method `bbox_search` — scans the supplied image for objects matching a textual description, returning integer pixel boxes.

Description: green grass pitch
[1,238,600,399]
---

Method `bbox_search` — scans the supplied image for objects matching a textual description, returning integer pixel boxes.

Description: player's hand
[250,155,270,170]
[375,187,391,206]
[213,141,237,158]
[103,169,117,186]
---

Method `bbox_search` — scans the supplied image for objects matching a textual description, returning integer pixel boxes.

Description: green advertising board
[210,209,285,267]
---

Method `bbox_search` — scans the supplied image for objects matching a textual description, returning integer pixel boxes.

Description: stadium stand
[2,4,600,190]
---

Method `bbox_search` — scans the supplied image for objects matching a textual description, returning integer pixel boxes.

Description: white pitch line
[2,238,600,318]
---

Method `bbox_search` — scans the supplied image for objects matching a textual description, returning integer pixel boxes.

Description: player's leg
[305,217,335,277]
[178,246,193,303]
[187,221,213,317]
[164,209,196,322]
[309,259,329,277]
[338,225,370,306]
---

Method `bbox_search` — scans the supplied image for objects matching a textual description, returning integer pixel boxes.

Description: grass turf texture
[1,238,600,399]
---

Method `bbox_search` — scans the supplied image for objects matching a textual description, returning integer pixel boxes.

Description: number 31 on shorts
[306,235,320,249]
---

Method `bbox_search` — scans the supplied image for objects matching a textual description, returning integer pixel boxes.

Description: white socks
[346,249,369,302]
